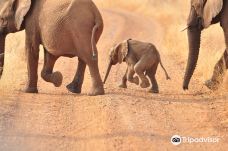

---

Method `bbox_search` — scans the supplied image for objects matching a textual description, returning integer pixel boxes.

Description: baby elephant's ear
[118,40,129,64]
[203,0,223,28]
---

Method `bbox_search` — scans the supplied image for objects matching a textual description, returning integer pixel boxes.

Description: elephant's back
[36,0,102,56]
[37,0,102,35]
[67,0,103,28]
[129,40,159,59]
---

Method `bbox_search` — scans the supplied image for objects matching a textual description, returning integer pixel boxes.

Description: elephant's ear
[14,0,31,30]
[203,0,223,28]
[118,39,130,64]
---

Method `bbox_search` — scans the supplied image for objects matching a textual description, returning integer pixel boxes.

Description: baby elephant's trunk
[159,55,170,80]
[103,60,112,84]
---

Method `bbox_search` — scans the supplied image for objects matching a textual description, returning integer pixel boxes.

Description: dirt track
[0,8,228,151]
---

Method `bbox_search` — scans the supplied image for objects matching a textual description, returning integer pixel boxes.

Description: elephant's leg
[147,63,159,93]
[119,68,128,88]
[87,59,104,96]
[76,39,104,96]
[205,50,228,90]
[134,61,150,88]
[208,13,228,90]
[41,49,62,87]
[66,58,86,93]
[127,66,139,85]
[25,40,40,93]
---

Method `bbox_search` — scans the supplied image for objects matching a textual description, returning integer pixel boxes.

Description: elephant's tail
[158,54,171,80]
[91,2,103,60]
[91,21,103,60]
[91,24,99,60]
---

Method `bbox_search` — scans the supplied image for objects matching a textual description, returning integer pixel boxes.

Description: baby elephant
[104,39,170,93]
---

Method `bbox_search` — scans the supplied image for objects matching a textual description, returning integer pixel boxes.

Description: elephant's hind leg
[147,63,159,93]
[86,60,104,96]
[66,58,86,93]
[126,67,139,85]
[41,49,62,87]
[78,46,104,96]
[134,61,150,88]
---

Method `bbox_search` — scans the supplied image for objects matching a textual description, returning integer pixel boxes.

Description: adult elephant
[183,0,228,90]
[0,0,104,96]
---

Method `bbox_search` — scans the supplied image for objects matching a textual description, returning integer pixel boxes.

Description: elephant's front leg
[208,17,228,90]
[119,68,128,88]
[41,49,63,87]
[205,50,228,90]
[67,58,86,93]
[25,39,40,93]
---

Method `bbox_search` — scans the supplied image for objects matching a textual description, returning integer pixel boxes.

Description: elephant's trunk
[183,7,203,90]
[103,60,112,84]
[183,27,201,90]
[0,35,6,76]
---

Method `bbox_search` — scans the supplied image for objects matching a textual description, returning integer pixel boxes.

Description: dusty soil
[0,7,228,151]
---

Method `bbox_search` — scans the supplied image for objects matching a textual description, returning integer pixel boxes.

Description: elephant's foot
[119,83,127,88]
[132,76,139,85]
[66,83,82,94]
[52,71,63,87]
[25,87,38,93]
[140,79,150,88]
[128,76,139,85]
[204,79,219,90]
[148,88,159,94]
[88,86,105,96]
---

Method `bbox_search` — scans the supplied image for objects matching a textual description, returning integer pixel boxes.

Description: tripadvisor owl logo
[171,135,182,146]
[170,135,220,145]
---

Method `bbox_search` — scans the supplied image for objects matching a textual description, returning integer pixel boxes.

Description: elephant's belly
[40,24,82,57]
[47,48,78,57]
[42,38,78,57]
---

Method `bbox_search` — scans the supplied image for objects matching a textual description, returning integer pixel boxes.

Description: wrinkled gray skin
[0,0,104,96]
[104,39,170,93]
[183,0,228,90]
